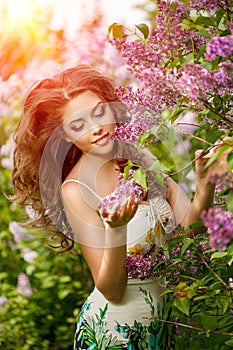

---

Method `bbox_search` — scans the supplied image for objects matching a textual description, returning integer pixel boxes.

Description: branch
[154,317,233,337]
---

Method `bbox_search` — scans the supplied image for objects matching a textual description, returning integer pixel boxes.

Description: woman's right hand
[98,195,139,228]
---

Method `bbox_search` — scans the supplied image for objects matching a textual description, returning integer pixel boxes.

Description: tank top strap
[62,179,102,201]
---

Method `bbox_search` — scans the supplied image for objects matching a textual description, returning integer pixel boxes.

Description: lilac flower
[229,277,233,289]
[98,171,144,214]
[110,113,155,144]
[0,296,9,307]
[213,61,233,92]
[201,207,233,251]
[189,0,229,11]
[199,241,209,251]
[17,273,33,297]
[22,248,39,263]
[210,172,233,193]
[125,244,167,280]
[178,63,217,105]
[205,35,233,61]
[9,221,33,243]
[172,243,182,256]
[190,265,198,275]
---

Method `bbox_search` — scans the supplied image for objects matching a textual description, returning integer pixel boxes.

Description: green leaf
[181,239,193,256]
[204,145,230,169]
[135,23,149,39]
[58,289,70,300]
[169,108,184,123]
[132,167,148,190]
[211,251,228,260]
[179,0,189,8]
[194,289,221,301]
[149,160,169,173]
[124,160,133,180]
[216,9,225,26]
[195,16,216,27]
[153,173,165,188]
[137,130,156,151]
[225,339,233,346]
[226,192,233,213]
[227,152,233,171]
[174,298,190,316]
[196,30,211,39]
[200,314,217,330]
[108,23,123,39]
[196,44,207,62]
[216,296,229,314]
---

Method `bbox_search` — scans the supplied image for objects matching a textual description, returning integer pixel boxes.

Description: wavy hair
[12,65,126,252]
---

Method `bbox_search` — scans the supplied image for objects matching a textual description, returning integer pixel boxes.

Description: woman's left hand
[195,137,233,187]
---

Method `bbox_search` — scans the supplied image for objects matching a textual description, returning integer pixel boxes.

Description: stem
[168,144,217,178]
[197,251,229,289]
[175,122,227,141]
[203,100,232,124]
[154,318,233,337]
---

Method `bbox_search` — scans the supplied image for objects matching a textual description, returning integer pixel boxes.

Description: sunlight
[0,0,52,28]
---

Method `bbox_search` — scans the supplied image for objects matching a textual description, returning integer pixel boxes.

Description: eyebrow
[68,101,103,125]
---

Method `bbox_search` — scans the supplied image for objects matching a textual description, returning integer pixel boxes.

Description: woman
[12,65,229,349]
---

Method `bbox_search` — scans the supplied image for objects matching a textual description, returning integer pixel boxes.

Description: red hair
[12,65,122,252]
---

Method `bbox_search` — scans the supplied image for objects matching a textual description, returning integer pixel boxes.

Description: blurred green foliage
[0,164,93,349]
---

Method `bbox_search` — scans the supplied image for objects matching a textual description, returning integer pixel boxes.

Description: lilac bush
[108,0,233,347]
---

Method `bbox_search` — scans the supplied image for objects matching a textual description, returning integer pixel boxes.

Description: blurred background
[0,1,151,349]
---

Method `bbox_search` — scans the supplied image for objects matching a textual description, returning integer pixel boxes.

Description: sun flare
[0,0,52,28]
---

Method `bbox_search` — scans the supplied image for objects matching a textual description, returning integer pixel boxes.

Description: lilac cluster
[98,171,144,213]
[210,172,233,193]
[9,221,33,243]
[110,0,233,132]
[205,35,233,61]
[189,0,230,11]
[17,272,33,298]
[110,113,155,144]
[125,244,167,280]
[110,0,189,116]
[209,172,233,206]
[177,62,217,105]
[0,296,8,308]
[201,207,233,251]
[213,61,233,92]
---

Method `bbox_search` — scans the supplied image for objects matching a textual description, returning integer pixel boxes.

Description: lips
[92,133,110,145]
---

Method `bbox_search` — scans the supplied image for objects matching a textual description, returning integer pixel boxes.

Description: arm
[61,182,138,302]
[166,141,232,231]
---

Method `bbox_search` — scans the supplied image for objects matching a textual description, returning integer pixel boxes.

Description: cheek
[74,133,89,148]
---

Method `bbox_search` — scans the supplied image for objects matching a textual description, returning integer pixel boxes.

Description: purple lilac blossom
[0,296,9,307]
[213,61,233,92]
[17,273,33,297]
[125,244,167,280]
[22,248,39,263]
[205,35,233,61]
[110,114,155,144]
[98,171,144,213]
[9,221,33,243]
[188,0,229,10]
[201,207,233,251]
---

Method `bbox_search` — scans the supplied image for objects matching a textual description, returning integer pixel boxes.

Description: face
[62,91,116,156]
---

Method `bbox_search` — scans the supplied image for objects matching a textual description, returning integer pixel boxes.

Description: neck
[78,152,118,180]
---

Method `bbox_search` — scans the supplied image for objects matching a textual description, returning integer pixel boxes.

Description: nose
[89,121,103,134]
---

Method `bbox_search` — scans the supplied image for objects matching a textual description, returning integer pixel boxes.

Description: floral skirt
[73,279,172,350]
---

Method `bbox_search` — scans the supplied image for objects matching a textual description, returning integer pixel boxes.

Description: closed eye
[93,103,106,118]
[70,120,84,132]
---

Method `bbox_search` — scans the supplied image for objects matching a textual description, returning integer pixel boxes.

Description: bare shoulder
[61,179,102,227]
